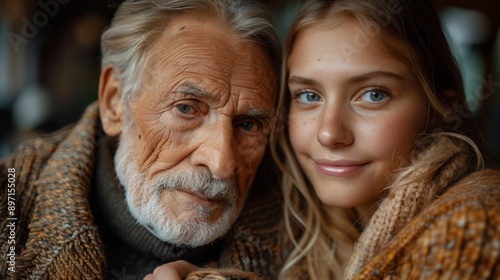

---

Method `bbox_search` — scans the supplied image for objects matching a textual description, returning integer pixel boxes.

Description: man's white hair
[100,0,281,101]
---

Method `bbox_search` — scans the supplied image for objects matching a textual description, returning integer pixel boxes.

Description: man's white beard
[114,124,243,247]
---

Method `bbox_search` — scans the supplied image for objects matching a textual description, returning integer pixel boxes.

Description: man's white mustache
[154,169,238,203]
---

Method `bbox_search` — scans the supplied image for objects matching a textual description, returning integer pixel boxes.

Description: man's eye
[176,104,194,114]
[239,121,259,132]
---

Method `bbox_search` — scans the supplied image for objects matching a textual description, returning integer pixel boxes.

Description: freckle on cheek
[138,134,142,140]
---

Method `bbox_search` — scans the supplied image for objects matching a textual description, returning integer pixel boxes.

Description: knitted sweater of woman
[351,168,500,279]
[0,102,282,279]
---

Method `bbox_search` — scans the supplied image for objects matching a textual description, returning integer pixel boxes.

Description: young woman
[271,0,500,279]
[146,0,500,279]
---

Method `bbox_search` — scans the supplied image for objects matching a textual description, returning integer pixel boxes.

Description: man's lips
[176,189,226,205]
[314,159,368,176]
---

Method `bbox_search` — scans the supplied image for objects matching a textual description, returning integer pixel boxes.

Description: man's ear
[99,66,124,137]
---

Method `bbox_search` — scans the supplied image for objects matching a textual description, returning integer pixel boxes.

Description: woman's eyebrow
[288,75,320,86]
[344,71,405,86]
[289,71,404,87]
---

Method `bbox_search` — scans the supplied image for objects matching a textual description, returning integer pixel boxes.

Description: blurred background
[0,0,499,163]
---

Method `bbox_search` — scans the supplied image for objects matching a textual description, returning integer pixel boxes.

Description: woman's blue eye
[176,104,193,114]
[298,92,322,103]
[360,89,388,102]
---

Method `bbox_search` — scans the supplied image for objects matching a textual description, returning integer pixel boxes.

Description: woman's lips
[314,159,368,177]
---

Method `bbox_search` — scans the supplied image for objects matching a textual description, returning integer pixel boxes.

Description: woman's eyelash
[290,89,312,99]
[366,85,390,94]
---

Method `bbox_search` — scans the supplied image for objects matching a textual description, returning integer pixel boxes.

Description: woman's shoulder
[417,169,500,221]
[397,168,500,241]
[440,168,500,201]
[355,168,500,279]
[409,168,500,244]
[423,168,500,230]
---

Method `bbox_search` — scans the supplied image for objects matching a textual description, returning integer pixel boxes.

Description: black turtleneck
[89,131,223,279]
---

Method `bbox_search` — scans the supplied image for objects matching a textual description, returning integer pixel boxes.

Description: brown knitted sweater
[0,102,282,279]
[352,168,500,279]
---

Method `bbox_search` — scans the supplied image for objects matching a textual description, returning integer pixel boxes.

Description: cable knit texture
[343,136,500,279]
[351,169,500,279]
[0,102,282,279]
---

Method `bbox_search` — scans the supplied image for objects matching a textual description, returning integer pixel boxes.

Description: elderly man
[0,0,282,278]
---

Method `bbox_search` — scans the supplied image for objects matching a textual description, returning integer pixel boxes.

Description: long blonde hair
[270,0,484,279]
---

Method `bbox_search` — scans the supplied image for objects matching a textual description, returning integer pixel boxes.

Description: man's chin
[144,215,233,247]
[128,199,238,247]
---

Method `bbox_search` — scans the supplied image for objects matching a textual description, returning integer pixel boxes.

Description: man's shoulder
[0,102,106,279]
[0,101,101,210]
[1,102,100,166]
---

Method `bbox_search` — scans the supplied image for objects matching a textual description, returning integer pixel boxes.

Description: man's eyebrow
[173,81,274,122]
[172,82,219,103]
[244,108,274,123]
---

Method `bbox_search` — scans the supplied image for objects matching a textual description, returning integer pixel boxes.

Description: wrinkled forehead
[144,14,275,97]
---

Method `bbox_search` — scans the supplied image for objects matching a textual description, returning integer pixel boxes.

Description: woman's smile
[314,159,368,177]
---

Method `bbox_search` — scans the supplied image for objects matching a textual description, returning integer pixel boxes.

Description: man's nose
[191,121,237,180]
